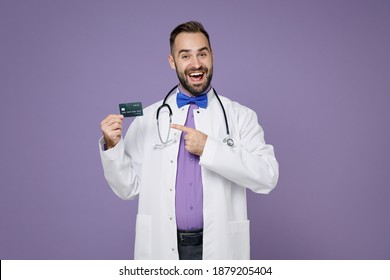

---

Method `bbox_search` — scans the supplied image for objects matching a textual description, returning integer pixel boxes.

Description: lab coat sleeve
[199,107,279,194]
[99,118,144,200]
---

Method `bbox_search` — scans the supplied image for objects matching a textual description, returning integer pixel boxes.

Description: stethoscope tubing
[156,85,233,146]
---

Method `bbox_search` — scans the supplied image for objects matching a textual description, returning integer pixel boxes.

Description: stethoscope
[155,85,234,148]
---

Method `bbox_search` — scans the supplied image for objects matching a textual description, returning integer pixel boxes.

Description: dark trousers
[177,229,203,260]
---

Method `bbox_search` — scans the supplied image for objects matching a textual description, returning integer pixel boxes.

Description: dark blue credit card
[119,102,143,117]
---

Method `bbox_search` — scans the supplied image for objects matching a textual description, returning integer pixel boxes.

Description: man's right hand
[100,114,124,149]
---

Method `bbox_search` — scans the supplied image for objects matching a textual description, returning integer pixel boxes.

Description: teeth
[189,72,203,76]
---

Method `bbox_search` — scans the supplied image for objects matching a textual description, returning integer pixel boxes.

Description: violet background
[1,0,389,259]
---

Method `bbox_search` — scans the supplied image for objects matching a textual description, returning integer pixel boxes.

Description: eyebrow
[178,47,210,55]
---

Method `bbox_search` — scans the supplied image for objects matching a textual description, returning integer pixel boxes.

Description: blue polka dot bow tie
[176,92,208,109]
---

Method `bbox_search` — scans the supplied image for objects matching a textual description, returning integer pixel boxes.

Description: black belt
[177,228,203,246]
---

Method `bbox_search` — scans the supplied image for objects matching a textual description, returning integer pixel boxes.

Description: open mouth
[188,72,205,82]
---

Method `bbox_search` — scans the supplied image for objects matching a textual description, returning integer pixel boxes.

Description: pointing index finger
[171,124,192,133]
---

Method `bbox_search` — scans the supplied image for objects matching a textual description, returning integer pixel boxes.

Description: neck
[178,84,212,97]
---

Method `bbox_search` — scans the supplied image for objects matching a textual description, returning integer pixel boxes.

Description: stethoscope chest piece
[224,137,234,147]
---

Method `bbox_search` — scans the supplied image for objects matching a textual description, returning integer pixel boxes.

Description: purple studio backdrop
[1,0,389,260]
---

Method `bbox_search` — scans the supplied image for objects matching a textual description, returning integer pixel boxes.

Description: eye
[199,52,207,57]
[181,55,190,60]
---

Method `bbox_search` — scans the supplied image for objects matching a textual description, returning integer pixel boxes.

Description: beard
[175,64,213,96]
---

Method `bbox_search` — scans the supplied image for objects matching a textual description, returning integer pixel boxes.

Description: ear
[168,54,176,70]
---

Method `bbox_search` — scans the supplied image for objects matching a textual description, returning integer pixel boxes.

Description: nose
[191,56,201,68]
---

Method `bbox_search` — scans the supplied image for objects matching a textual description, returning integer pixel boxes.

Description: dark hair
[169,21,211,53]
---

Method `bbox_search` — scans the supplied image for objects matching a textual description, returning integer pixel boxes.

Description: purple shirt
[175,94,205,230]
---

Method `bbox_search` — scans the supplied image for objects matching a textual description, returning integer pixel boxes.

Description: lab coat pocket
[228,220,250,260]
[134,214,152,259]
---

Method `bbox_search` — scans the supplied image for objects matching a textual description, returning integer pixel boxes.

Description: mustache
[185,66,208,75]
